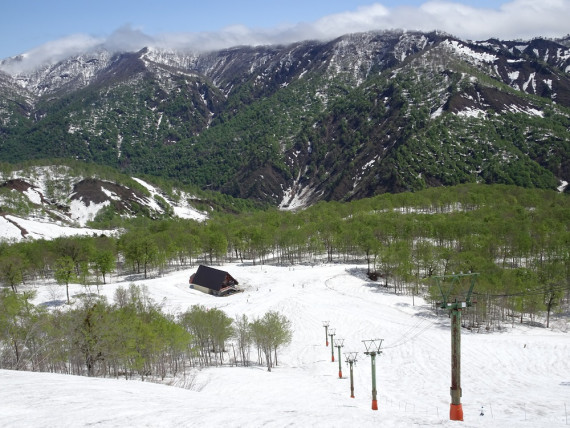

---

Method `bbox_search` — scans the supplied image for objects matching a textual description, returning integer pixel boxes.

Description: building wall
[190,283,218,296]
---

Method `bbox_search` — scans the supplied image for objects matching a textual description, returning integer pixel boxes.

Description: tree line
[1,183,569,329]
[0,284,292,378]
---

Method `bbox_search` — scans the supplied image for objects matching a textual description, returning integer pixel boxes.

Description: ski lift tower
[335,338,345,378]
[329,328,336,362]
[322,321,330,346]
[433,272,478,422]
[344,352,358,398]
[362,339,384,411]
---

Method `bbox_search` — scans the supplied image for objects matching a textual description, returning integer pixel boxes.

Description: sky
[0,0,569,66]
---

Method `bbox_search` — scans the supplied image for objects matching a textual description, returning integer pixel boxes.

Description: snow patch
[279,171,320,210]
[101,187,121,201]
[361,158,376,171]
[1,214,116,242]
[557,48,570,62]
[0,216,25,241]
[22,187,43,205]
[69,199,111,227]
[117,135,123,158]
[508,71,520,81]
[68,124,80,134]
[507,104,544,117]
[455,107,486,118]
[430,106,443,119]
[522,73,536,93]
[132,177,207,222]
[443,40,498,64]
[279,185,317,210]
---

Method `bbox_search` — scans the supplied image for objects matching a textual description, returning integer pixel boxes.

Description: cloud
[103,25,155,52]
[151,4,395,52]
[1,34,101,74]
[155,0,570,50]
[2,1,569,74]
[1,25,155,74]
[410,0,570,40]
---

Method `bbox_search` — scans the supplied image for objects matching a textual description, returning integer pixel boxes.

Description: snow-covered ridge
[131,177,207,222]
[442,39,498,64]
[0,31,471,98]
[2,31,567,106]
[5,50,115,96]
[0,166,207,243]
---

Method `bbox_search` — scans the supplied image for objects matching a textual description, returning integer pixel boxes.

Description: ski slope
[1,263,569,427]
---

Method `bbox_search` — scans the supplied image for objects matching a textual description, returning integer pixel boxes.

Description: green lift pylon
[344,352,358,398]
[323,321,330,347]
[433,272,478,422]
[363,339,384,411]
[335,338,344,378]
[329,329,336,362]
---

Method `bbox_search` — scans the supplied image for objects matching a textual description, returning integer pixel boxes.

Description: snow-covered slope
[0,166,208,242]
[0,214,114,242]
[2,263,568,427]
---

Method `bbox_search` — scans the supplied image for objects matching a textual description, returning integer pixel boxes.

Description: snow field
[1,262,569,427]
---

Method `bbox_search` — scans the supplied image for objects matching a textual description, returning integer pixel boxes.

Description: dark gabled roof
[191,265,238,292]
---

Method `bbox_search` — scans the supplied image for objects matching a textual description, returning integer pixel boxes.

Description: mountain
[1,30,569,207]
[0,163,213,241]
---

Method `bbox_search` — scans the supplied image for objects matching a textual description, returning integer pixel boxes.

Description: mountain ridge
[1,30,569,207]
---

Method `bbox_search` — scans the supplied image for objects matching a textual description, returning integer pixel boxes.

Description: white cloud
[410,0,570,40]
[2,1,569,74]
[158,0,570,49]
[308,4,392,39]
[1,34,101,74]
[103,25,154,52]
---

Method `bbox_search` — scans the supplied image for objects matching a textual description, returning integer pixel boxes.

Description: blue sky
[1,0,568,63]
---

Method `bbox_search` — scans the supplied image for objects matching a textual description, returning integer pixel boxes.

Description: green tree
[233,314,252,366]
[72,299,109,376]
[93,250,116,285]
[201,226,228,264]
[121,234,159,279]
[250,311,292,372]
[0,289,40,369]
[540,260,566,328]
[205,307,234,365]
[53,237,93,276]
[0,251,26,293]
[54,256,77,304]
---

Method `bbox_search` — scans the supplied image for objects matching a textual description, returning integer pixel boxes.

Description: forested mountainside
[0,160,268,238]
[1,30,569,206]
